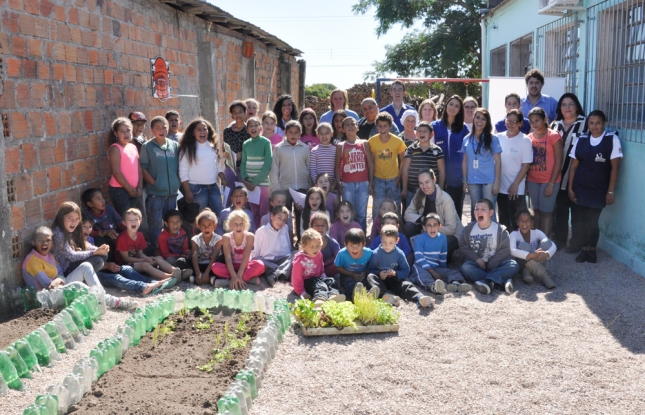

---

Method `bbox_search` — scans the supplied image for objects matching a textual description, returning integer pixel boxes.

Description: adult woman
[403,169,462,260]
[567,110,622,263]
[527,107,563,237]
[550,93,587,248]
[319,89,359,124]
[461,108,502,220]
[272,94,299,136]
[179,119,228,214]
[398,109,418,146]
[432,95,469,218]
[463,97,478,132]
[418,99,438,122]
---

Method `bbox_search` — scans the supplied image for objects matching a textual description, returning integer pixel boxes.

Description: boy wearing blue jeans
[366,225,434,308]
[334,229,373,301]
[459,198,519,295]
[413,213,471,295]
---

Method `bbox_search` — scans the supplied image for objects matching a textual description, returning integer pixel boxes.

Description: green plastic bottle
[22,403,44,415]
[26,331,52,367]
[112,335,123,364]
[185,289,199,309]
[0,350,24,390]
[5,346,31,379]
[21,287,40,312]
[12,339,39,372]
[103,340,116,369]
[62,286,76,307]
[217,394,241,415]
[240,290,255,312]
[90,346,107,377]
[84,294,101,321]
[79,296,98,323]
[35,394,58,415]
[236,369,258,398]
[125,318,140,346]
[65,307,88,336]
[57,311,83,343]
[71,299,93,330]
[43,322,67,354]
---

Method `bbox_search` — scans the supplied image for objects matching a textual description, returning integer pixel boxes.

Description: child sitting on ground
[81,188,126,262]
[82,217,170,296]
[299,187,330,238]
[366,225,434,308]
[216,186,255,235]
[369,198,397,242]
[116,208,181,281]
[252,206,294,287]
[292,228,345,307]
[509,209,556,289]
[158,210,193,278]
[191,209,223,286]
[260,190,294,245]
[459,198,520,295]
[334,229,374,301]
[413,213,471,295]
[212,211,265,289]
[310,212,340,279]
[369,212,413,265]
[179,200,200,240]
[329,201,361,249]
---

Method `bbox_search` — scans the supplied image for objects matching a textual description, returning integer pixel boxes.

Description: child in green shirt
[241,116,273,230]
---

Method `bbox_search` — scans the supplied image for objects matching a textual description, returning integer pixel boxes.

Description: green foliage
[194,308,214,331]
[290,299,324,328]
[321,301,358,329]
[376,301,399,325]
[353,285,400,325]
[353,0,484,97]
[152,325,160,348]
[305,83,337,99]
[198,313,253,373]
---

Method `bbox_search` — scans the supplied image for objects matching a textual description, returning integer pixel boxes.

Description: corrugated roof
[159,0,303,56]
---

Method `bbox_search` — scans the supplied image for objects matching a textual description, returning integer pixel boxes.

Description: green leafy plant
[353,285,381,325]
[290,299,323,328]
[198,313,253,373]
[321,301,358,329]
[194,308,214,331]
[152,325,160,348]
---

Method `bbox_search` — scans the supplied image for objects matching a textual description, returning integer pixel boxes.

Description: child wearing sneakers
[459,199,519,295]
[216,186,256,235]
[334,229,374,302]
[509,209,556,289]
[157,210,193,275]
[366,225,434,308]
[369,212,412,265]
[252,206,294,287]
[412,213,471,295]
[190,209,222,286]
[260,190,294,245]
[292,229,344,307]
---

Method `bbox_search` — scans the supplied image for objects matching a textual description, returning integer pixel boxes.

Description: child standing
[81,188,125,262]
[191,209,223,286]
[310,123,337,187]
[368,113,407,217]
[212,211,265,289]
[298,108,320,150]
[299,187,330,238]
[216,186,255,235]
[241,116,273,230]
[310,212,340,279]
[366,225,434,308]
[459,199,519,295]
[252,206,294,287]
[262,111,283,149]
[330,201,361,249]
[509,209,557,288]
[292,229,345,307]
[107,117,144,218]
[334,229,374,301]
[335,117,373,231]
[260,190,294,244]
[116,208,181,281]
[165,110,183,142]
[158,210,192,275]
[331,110,347,144]
[140,116,181,248]
[413,214,471,294]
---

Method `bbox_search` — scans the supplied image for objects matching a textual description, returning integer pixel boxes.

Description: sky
[211,0,424,89]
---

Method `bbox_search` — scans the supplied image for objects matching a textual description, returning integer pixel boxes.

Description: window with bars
[510,34,533,76]
[543,23,579,92]
[490,45,507,76]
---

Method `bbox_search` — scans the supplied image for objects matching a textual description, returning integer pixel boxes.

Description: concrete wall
[0,0,301,303]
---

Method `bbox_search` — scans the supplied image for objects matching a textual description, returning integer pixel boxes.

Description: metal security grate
[586,0,645,142]
[535,14,580,93]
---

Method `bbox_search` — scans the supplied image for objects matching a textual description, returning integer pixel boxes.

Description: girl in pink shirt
[292,229,345,307]
[298,108,321,150]
[108,118,144,217]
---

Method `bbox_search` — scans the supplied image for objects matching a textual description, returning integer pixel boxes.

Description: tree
[305,83,337,99]
[353,0,484,96]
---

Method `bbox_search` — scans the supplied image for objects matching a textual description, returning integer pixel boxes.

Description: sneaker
[181,268,193,280]
[247,277,261,286]
[474,281,491,295]
[367,286,380,299]
[313,297,325,308]
[353,282,365,296]
[447,282,471,293]
[328,294,346,303]
[504,279,514,294]
[382,293,401,307]
[522,269,534,284]
[116,298,139,311]
[265,273,276,287]
[190,276,196,284]
[172,268,181,280]
[417,296,434,308]
[586,249,597,263]
[210,276,216,286]
[430,280,446,295]
[575,250,588,263]
[215,279,231,288]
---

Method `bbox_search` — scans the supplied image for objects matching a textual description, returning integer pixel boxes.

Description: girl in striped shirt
[310,123,337,188]
[241,117,273,230]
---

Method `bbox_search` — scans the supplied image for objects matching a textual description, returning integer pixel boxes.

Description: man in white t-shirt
[496,109,534,230]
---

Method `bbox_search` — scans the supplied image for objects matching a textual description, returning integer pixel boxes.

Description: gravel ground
[4,195,645,414]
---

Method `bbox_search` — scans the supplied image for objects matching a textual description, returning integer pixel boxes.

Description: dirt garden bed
[69,307,266,414]
[0,308,59,350]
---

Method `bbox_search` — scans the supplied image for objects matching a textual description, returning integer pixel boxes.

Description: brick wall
[0,0,301,288]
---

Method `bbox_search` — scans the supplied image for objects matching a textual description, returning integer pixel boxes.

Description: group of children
[24,87,599,314]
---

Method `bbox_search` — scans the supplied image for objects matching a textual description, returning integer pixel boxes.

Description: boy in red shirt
[157,209,193,280]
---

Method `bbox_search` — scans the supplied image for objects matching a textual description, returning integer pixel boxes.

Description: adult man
[319,89,359,124]
[379,80,415,132]
[521,69,558,122]
[357,98,399,139]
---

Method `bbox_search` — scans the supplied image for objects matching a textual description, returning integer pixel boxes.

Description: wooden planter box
[300,323,399,336]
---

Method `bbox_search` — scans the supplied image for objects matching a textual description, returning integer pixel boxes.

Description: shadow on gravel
[548,249,645,354]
